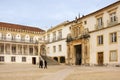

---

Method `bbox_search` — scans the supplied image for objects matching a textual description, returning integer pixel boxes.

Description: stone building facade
[66,1,120,66]
[0,22,45,64]
[0,1,120,66]
[42,21,71,64]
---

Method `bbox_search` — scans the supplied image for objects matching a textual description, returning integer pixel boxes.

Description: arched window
[53,57,58,62]
[33,36,38,43]
[16,34,21,41]
[6,33,12,40]
[25,34,30,42]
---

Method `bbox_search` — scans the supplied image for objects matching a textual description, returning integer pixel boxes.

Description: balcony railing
[94,22,104,30]
[107,17,118,27]
[0,37,38,44]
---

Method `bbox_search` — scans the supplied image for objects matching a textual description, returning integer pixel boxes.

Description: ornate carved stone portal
[66,21,90,65]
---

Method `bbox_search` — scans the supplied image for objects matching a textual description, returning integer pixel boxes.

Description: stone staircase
[41,55,59,65]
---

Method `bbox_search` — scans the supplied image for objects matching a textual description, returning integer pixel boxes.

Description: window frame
[22,57,26,62]
[11,56,16,62]
[109,50,118,62]
[53,46,56,53]
[97,17,103,29]
[109,32,117,43]
[110,12,117,22]
[97,35,104,46]
[0,56,4,62]
[58,45,62,52]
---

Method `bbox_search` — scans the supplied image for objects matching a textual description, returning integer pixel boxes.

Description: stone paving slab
[1,64,120,80]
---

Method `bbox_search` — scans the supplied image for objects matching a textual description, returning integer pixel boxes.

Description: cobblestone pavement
[0,64,120,80]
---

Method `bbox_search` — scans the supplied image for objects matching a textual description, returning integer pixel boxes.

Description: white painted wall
[2,54,39,64]
[45,22,71,59]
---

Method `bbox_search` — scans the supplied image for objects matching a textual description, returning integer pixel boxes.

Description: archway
[53,57,58,62]
[60,56,65,63]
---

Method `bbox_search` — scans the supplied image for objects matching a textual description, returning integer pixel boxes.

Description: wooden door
[98,52,103,65]
[32,57,36,65]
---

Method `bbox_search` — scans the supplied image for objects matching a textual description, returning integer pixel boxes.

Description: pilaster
[10,44,12,55]
[4,43,5,54]
[27,45,29,55]
[22,45,24,55]
[33,46,34,55]
[16,44,18,55]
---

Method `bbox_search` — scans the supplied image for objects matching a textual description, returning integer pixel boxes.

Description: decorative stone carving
[66,33,73,42]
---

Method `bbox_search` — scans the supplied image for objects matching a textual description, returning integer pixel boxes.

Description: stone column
[82,40,85,64]
[27,45,29,55]
[10,44,12,55]
[33,46,34,55]
[38,43,41,64]
[58,56,60,63]
[70,43,75,65]
[82,41,85,64]
[86,40,90,64]
[22,45,24,55]
[67,43,70,64]
[16,44,18,55]
[4,43,5,54]
[72,44,76,65]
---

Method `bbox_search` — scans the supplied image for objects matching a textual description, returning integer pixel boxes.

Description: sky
[0,0,118,30]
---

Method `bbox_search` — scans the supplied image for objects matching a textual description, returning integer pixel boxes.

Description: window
[58,30,62,40]
[11,57,16,62]
[43,36,45,41]
[59,45,62,52]
[6,33,12,40]
[0,56,4,62]
[110,12,117,22]
[53,32,56,41]
[22,57,26,62]
[25,35,30,42]
[30,37,33,42]
[97,17,103,29]
[110,50,117,62]
[16,34,21,40]
[97,35,103,45]
[110,32,117,43]
[84,21,87,25]
[53,46,56,53]
[47,34,50,42]
[0,45,4,53]
[12,46,16,53]
[29,48,33,54]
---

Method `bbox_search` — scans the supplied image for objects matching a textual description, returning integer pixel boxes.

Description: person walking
[44,60,47,69]
[39,60,43,68]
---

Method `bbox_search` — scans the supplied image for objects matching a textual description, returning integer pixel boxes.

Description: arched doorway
[53,57,58,62]
[60,56,65,63]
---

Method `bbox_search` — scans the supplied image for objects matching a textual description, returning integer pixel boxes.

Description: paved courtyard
[0,64,120,80]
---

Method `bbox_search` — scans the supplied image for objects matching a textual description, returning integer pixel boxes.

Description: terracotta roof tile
[0,22,45,32]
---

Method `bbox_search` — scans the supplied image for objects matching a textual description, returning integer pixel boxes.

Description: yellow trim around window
[109,50,118,62]
[109,32,117,44]
[97,34,104,46]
